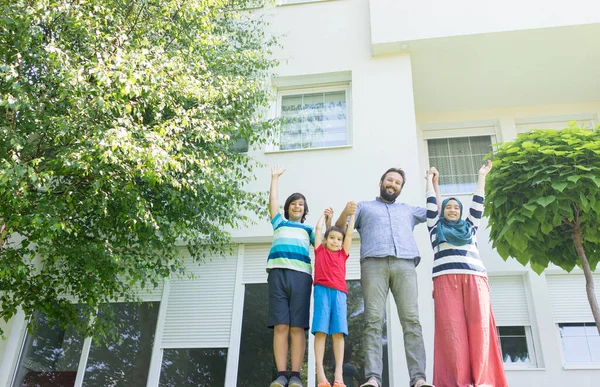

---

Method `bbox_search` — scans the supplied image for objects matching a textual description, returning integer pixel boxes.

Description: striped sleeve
[426,191,439,230]
[467,190,485,231]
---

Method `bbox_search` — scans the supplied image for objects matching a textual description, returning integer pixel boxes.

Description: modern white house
[1,0,600,386]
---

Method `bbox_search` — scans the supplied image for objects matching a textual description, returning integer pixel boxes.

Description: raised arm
[425,168,440,228]
[476,159,492,192]
[334,201,356,228]
[314,211,327,249]
[324,207,333,229]
[468,160,492,227]
[426,167,442,214]
[269,166,285,219]
[342,211,356,254]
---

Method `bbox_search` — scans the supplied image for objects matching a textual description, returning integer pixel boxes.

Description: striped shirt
[426,190,487,278]
[266,213,315,275]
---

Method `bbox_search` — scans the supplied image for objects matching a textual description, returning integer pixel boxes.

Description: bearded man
[335,168,433,387]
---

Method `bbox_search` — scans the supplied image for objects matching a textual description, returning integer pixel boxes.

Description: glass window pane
[82,302,159,387]
[280,90,347,150]
[12,311,85,387]
[561,336,592,362]
[498,326,526,336]
[589,336,600,362]
[428,136,492,194]
[237,284,310,385]
[584,323,599,336]
[159,348,227,386]
[427,139,450,158]
[319,281,390,387]
[499,336,530,363]
[560,323,587,337]
[469,136,493,155]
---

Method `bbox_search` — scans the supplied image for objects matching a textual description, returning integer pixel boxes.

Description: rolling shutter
[546,274,600,323]
[489,275,531,326]
[161,248,238,348]
[242,244,270,284]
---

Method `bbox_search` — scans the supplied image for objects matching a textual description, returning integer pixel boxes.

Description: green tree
[0,0,277,337]
[484,126,600,332]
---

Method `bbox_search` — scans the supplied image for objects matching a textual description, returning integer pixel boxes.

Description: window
[319,281,390,387]
[12,302,160,387]
[82,302,160,386]
[489,276,538,368]
[546,274,600,367]
[159,348,228,386]
[237,283,308,385]
[427,135,493,194]
[558,323,600,363]
[497,326,535,364]
[12,311,86,387]
[277,85,351,151]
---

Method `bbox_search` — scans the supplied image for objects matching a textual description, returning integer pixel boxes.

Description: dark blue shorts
[267,268,312,330]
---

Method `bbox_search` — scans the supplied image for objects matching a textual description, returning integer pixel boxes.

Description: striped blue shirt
[355,198,427,263]
[267,213,315,275]
[426,191,487,278]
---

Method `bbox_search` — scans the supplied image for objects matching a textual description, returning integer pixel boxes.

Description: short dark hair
[324,226,346,240]
[380,167,406,189]
[284,192,308,223]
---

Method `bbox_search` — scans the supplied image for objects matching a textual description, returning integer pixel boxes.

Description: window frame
[269,83,353,153]
[556,322,600,369]
[496,325,538,369]
[425,134,497,195]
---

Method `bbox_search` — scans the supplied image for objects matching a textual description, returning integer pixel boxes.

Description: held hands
[271,166,285,178]
[345,201,357,215]
[426,167,439,183]
[479,160,493,176]
[323,207,334,220]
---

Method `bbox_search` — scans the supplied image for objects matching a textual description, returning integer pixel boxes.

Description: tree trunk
[572,224,600,334]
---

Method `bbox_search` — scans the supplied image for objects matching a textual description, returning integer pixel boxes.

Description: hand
[271,166,285,178]
[430,167,439,184]
[324,207,334,219]
[345,201,357,215]
[479,160,492,176]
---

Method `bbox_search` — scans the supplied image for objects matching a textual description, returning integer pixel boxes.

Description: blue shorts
[311,284,348,336]
[267,268,312,329]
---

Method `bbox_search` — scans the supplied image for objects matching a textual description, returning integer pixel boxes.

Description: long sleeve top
[426,190,487,278]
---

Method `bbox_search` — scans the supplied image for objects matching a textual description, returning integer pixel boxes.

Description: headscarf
[435,197,474,247]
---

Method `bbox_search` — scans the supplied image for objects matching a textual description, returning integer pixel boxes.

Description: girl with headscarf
[425,161,508,387]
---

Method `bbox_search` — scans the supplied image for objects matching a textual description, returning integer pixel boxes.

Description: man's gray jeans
[360,256,426,387]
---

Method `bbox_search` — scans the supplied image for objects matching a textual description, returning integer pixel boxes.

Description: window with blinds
[278,85,350,151]
[427,135,494,194]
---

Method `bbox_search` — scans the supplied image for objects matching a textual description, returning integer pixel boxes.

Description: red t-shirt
[313,244,349,294]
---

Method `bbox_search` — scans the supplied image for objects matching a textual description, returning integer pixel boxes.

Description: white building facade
[1,0,600,386]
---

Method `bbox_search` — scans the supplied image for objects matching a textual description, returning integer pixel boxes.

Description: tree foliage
[485,125,600,330]
[0,0,277,337]
[485,126,600,272]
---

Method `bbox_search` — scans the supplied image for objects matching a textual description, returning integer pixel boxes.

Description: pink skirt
[432,274,508,387]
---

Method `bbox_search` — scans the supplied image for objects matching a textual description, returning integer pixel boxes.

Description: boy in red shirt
[312,207,356,387]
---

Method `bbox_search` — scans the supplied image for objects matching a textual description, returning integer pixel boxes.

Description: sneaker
[270,375,288,387]
[360,377,380,387]
[288,375,304,387]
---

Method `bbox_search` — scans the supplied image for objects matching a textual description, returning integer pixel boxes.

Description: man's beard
[380,186,400,202]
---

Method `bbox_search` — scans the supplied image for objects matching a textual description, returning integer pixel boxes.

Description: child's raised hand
[324,207,334,219]
[479,160,492,176]
[271,166,285,178]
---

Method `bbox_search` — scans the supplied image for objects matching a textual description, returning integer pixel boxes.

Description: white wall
[370,0,600,49]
